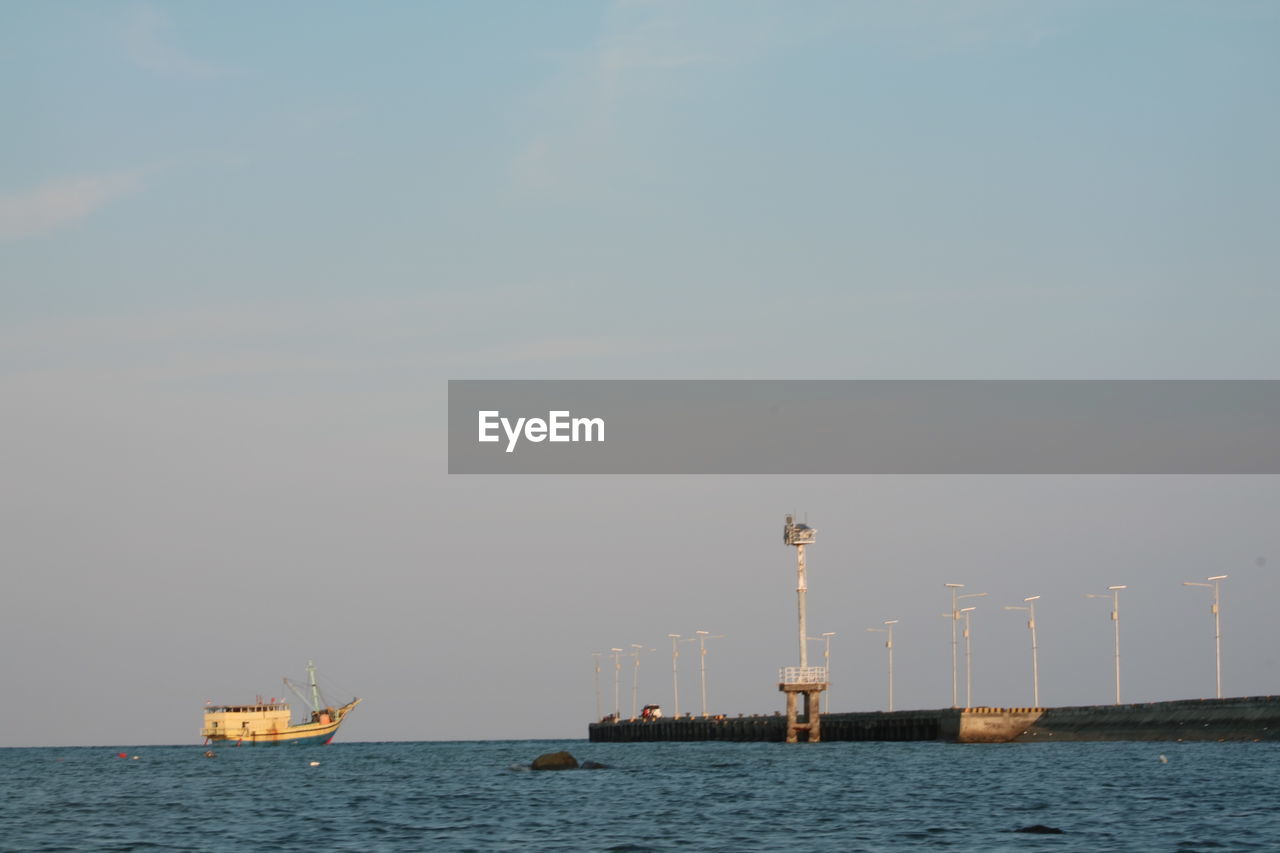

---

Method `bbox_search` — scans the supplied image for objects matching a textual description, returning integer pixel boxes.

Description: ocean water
[3,740,1278,852]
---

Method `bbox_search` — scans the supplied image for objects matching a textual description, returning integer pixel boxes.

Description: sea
[2,739,1277,852]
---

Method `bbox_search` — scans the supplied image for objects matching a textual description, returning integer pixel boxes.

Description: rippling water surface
[3,739,1278,851]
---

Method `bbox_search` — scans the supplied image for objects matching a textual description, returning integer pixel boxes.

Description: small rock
[579,760,609,770]
[530,751,579,771]
[1014,825,1064,834]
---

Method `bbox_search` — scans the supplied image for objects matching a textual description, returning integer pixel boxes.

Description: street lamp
[1086,585,1126,704]
[960,606,977,708]
[945,584,962,707]
[806,632,836,712]
[945,584,987,708]
[1003,596,1041,707]
[784,516,817,667]
[1183,575,1228,699]
[591,652,603,721]
[629,644,654,719]
[867,620,898,711]
[667,634,695,717]
[696,630,724,717]
[609,648,625,719]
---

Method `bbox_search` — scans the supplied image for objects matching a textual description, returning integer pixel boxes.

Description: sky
[3,1,1279,747]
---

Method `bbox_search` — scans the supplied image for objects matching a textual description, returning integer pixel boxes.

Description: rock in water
[530,751,579,771]
[1014,825,1064,834]
[579,760,609,770]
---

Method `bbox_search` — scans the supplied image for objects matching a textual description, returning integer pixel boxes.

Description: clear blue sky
[3,1,1279,746]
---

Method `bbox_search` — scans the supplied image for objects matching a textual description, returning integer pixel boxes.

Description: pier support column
[780,682,827,743]
[784,690,798,743]
[805,691,822,743]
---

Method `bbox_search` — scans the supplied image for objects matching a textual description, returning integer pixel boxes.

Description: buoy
[309,761,320,766]
[1159,754,1169,763]
[117,752,128,759]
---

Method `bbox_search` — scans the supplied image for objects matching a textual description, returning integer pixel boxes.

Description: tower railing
[779,666,828,685]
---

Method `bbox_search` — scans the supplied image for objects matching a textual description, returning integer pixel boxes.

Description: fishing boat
[201,661,360,746]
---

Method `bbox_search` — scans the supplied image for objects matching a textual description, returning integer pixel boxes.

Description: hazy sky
[3,1,1279,747]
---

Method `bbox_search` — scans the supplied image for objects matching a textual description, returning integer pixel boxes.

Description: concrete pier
[587,696,1280,743]
[1014,696,1280,742]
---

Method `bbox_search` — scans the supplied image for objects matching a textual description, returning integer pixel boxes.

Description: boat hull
[205,726,342,747]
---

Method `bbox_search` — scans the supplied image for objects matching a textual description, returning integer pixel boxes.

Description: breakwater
[588,696,1280,743]
[1016,695,1280,742]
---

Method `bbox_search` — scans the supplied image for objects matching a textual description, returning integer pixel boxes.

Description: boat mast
[307,660,322,712]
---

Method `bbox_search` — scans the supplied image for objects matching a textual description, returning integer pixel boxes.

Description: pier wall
[589,710,959,743]
[1015,696,1280,742]
[589,715,788,742]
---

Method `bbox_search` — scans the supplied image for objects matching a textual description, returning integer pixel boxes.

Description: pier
[590,515,1280,747]
[588,697,1280,743]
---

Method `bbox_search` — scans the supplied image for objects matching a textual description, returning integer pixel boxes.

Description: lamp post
[945,584,962,707]
[867,620,898,711]
[591,652,603,721]
[1183,575,1228,699]
[1086,585,1126,704]
[667,634,695,717]
[960,606,977,708]
[609,648,624,719]
[784,516,817,668]
[806,632,836,712]
[945,585,987,708]
[629,644,654,719]
[696,630,724,717]
[1003,596,1041,707]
